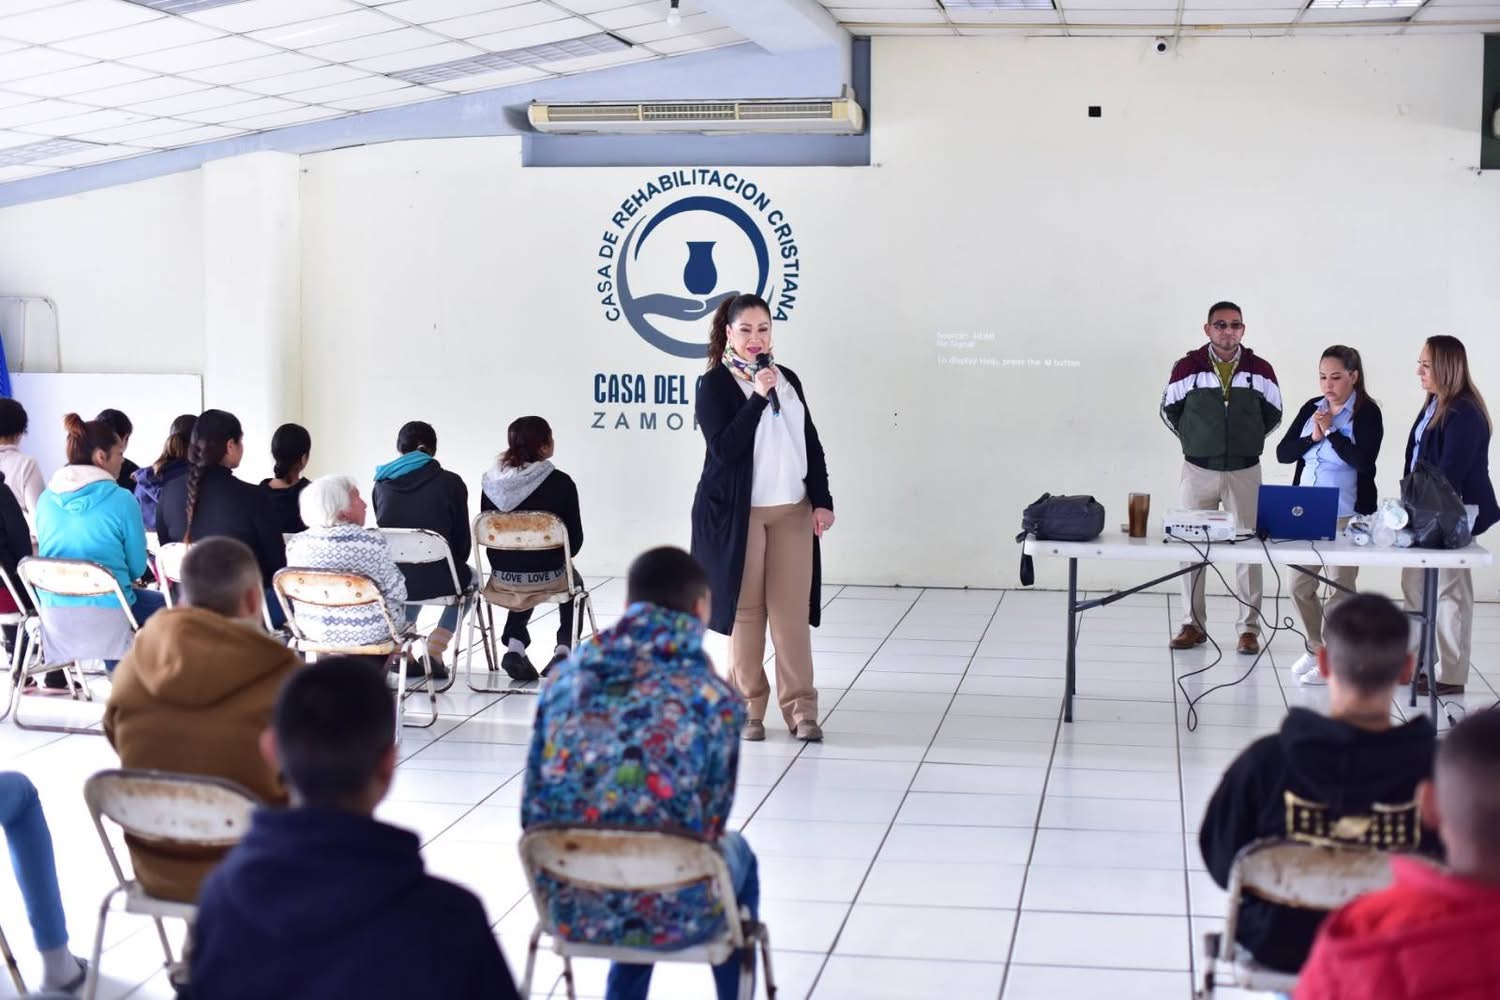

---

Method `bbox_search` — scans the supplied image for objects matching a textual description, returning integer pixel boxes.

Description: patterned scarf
[723,349,761,383]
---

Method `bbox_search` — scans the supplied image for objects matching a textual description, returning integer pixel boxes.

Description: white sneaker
[1289,651,1318,680]
[1297,668,1328,687]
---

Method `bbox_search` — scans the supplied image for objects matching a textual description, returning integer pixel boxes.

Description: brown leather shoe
[1414,675,1464,696]
[1169,625,1207,650]
[1237,632,1260,655]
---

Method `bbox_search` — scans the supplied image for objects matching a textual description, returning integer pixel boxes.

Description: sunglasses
[1209,321,1245,332]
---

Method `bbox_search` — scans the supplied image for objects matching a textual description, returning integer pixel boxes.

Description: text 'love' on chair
[379,527,477,695]
[7,557,139,735]
[1197,838,1396,998]
[81,769,259,1000]
[471,511,597,695]
[519,827,775,1000]
[272,568,438,731]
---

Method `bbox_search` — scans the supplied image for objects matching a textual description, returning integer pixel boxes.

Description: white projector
[1163,509,1237,543]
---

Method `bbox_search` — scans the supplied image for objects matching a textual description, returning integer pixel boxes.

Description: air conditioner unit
[527,94,865,135]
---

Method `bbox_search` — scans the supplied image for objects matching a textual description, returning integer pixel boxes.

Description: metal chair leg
[83,885,125,1000]
[758,923,777,999]
[467,601,515,695]
[562,955,578,1000]
[0,920,26,994]
[520,924,542,997]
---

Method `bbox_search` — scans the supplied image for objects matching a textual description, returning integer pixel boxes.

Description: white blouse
[736,368,810,508]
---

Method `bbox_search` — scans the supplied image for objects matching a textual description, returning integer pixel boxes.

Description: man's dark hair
[626,547,709,615]
[179,537,262,616]
[273,658,395,807]
[1207,301,1242,321]
[1322,594,1411,694]
[96,408,133,438]
[1435,708,1500,852]
[395,420,437,455]
[0,399,28,438]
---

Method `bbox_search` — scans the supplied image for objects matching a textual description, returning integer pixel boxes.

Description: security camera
[1154,36,1170,53]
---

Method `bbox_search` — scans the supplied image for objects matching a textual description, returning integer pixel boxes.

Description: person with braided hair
[259,422,311,535]
[156,410,285,601]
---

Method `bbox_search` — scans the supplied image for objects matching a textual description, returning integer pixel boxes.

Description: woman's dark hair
[396,421,437,456]
[270,423,312,481]
[184,409,244,543]
[95,408,133,439]
[62,413,119,468]
[501,416,552,469]
[706,293,772,370]
[151,413,197,475]
[1320,345,1374,414]
[0,399,29,439]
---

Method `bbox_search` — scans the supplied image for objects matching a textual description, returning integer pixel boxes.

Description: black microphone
[755,352,781,415]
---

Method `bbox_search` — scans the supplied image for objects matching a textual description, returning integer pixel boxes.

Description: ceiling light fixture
[389,33,632,85]
[666,0,682,27]
[0,138,102,167]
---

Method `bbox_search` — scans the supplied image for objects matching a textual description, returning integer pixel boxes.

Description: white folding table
[1021,532,1492,725]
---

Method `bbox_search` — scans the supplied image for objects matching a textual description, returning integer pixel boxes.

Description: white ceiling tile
[0,164,56,182]
[427,64,549,91]
[379,0,537,22]
[284,75,406,103]
[0,46,93,83]
[68,75,207,108]
[1411,2,1500,14]
[1181,8,1300,20]
[946,8,1063,19]
[123,35,283,73]
[0,0,160,44]
[237,64,369,97]
[588,2,674,30]
[77,116,197,144]
[248,9,400,47]
[1066,9,1178,23]
[185,0,363,32]
[425,2,569,39]
[0,0,71,12]
[467,16,598,51]
[618,12,723,42]
[51,16,225,59]
[648,26,747,53]
[180,52,326,85]
[7,61,154,98]
[843,24,960,32]
[33,142,138,167]
[551,0,689,12]
[1295,6,1412,19]
[819,0,943,7]
[178,95,302,125]
[0,89,32,109]
[828,8,948,22]
[303,25,449,61]
[18,106,149,136]
[230,106,337,129]
[538,46,657,74]
[0,128,41,150]
[322,83,442,110]
[0,98,89,128]
[349,39,481,71]
[128,86,258,116]
[135,122,243,146]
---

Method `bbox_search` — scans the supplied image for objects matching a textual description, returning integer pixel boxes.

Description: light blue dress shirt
[1302,392,1360,518]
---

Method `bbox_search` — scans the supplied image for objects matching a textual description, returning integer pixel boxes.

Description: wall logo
[595,170,803,359]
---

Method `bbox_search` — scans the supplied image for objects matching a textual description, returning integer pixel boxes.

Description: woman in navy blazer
[1402,335,1499,695]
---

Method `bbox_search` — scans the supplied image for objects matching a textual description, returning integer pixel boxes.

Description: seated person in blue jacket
[522,546,758,1000]
[190,658,521,1000]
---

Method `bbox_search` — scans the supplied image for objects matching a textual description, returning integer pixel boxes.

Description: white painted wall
[6,35,1500,598]
[0,171,204,375]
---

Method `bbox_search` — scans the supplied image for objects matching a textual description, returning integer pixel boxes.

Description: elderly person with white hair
[284,475,407,655]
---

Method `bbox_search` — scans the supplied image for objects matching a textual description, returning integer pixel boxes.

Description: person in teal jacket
[34,414,164,627]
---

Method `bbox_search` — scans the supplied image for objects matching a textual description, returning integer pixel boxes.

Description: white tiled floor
[0,581,1495,998]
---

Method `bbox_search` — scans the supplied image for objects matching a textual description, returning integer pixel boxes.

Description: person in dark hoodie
[104,537,301,903]
[372,421,472,674]
[189,657,521,1000]
[133,413,195,534]
[258,422,310,535]
[479,416,583,682]
[1199,593,1438,974]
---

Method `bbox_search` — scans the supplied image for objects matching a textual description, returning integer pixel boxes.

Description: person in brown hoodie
[104,537,301,903]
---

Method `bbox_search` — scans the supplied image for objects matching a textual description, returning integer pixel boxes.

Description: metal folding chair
[379,528,477,695]
[519,827,775,1000]
[1197,837,1396,997]
[0,919,24,993]
[153,541,279,634]
[7,557,140,734]
[81,769,259,1000]
[0,563,35,719]
[273,568,437,731]
[470,512,597,695]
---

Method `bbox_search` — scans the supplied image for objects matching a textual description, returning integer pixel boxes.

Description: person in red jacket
[1296,708,1500,1000]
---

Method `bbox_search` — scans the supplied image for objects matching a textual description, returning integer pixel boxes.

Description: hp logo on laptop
[1291,506,1305,517]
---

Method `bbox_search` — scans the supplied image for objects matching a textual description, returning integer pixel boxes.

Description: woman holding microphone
[1275,345,1383,686]
[1402,335,1498,696]
[692,293,834,743]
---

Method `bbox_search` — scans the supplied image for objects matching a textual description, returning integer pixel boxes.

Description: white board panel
[10,373,203,482]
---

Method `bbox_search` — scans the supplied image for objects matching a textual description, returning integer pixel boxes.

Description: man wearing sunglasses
[1160,301,1283,654]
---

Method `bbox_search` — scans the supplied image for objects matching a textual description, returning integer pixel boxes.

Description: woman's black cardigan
[1275,396,1384,516]
[690,363,833,636]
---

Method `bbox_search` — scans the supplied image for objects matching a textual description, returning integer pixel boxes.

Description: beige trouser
[729,501,818,730]
[1291,517,1357,652]
[1179,462,1263,636]
[1401,567,1473,685]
